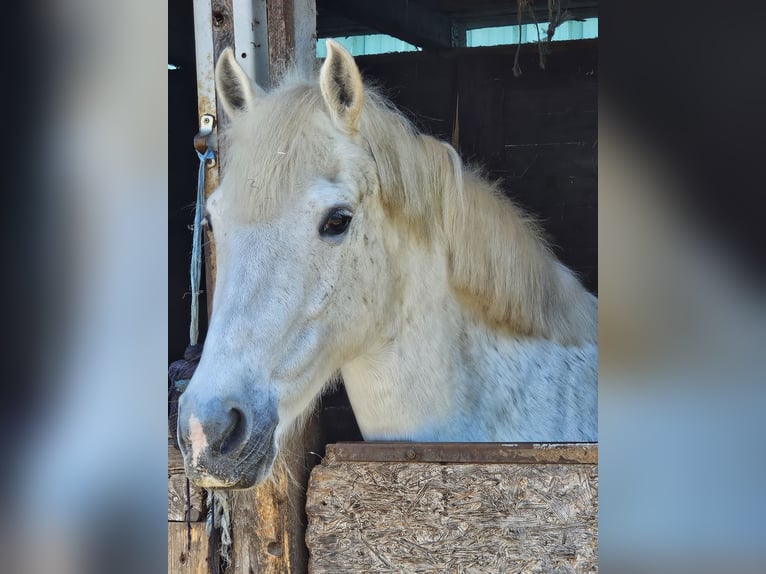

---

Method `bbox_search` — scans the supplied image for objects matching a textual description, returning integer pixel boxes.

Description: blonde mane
[219,76,596,346]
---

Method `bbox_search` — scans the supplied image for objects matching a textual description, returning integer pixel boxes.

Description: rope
[190,148,215,346]
[208,494,216,570]
[190,147,233,573]
[192,148,214,564]
[175,147,214,559]
[171,141,232,572]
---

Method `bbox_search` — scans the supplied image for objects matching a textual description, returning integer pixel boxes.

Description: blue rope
[190,148,215,346]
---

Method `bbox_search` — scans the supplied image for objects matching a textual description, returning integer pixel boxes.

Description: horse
[177,40,597,489]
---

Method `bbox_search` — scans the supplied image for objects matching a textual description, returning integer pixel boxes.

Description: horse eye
[202,216,213,233]
[320,208,352,237]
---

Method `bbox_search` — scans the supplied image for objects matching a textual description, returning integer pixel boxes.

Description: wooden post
[266,0,317,83]
[168,427,209,574]
[174,1,320,573]
[168,522,214,574]
[224,427,322,573]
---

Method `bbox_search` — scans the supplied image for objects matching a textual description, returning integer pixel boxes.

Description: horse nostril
[219,408,247,455]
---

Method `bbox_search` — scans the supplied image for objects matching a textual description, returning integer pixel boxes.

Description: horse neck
[340,237,480,440]
[339,214,597,442]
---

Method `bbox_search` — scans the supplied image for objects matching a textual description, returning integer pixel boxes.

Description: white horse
[178,40,597,488]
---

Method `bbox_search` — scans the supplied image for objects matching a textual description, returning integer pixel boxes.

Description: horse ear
[319,40,364,133]
[215,48,258,118]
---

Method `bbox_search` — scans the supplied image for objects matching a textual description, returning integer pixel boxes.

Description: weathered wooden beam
[169,430,207,522]
[267,0,318,83]
[169,447,207,522]
[168,522,213,574]
[224,422,322,574]
[323,0,458,48]
[168,475,205,522]
[328,441,597,464]
[225,423,322,574]
[168,437,187,475]
[266,0,295,82]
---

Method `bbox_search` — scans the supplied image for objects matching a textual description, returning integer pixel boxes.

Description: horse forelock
[218,73,596,345]
[217,83,335,221]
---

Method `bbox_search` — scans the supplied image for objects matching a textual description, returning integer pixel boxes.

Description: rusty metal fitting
[193,114,217,160]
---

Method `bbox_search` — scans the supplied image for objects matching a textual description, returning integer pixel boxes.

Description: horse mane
[220,75,597,346]
[356,89,597,346]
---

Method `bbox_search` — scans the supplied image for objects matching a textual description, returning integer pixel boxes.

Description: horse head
[177,40,597,488]
[177,41,404,488]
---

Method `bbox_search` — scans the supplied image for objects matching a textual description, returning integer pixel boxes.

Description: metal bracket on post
[193,114,217,167]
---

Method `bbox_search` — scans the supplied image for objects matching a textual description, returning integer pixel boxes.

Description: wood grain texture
[169,442,207,522]
[168,522,212,574]
[169,474,206,522]
[204,0,235,306]
[327,442,597,464]
[307,458,598,573]
[267,0,296,84]
[224,416,323,574]
[225,469,294,574]
[169,439,185,474]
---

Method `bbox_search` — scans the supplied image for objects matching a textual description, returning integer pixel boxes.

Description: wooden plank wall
[307,443,598,573]
[168,433,212,573]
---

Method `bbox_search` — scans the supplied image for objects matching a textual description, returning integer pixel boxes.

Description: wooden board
[169,474,206,522]
[326,441,597,464]
[306,443,597,573]
[168,522,213,574]
[169,435,207,522]
[224,418,322,574]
